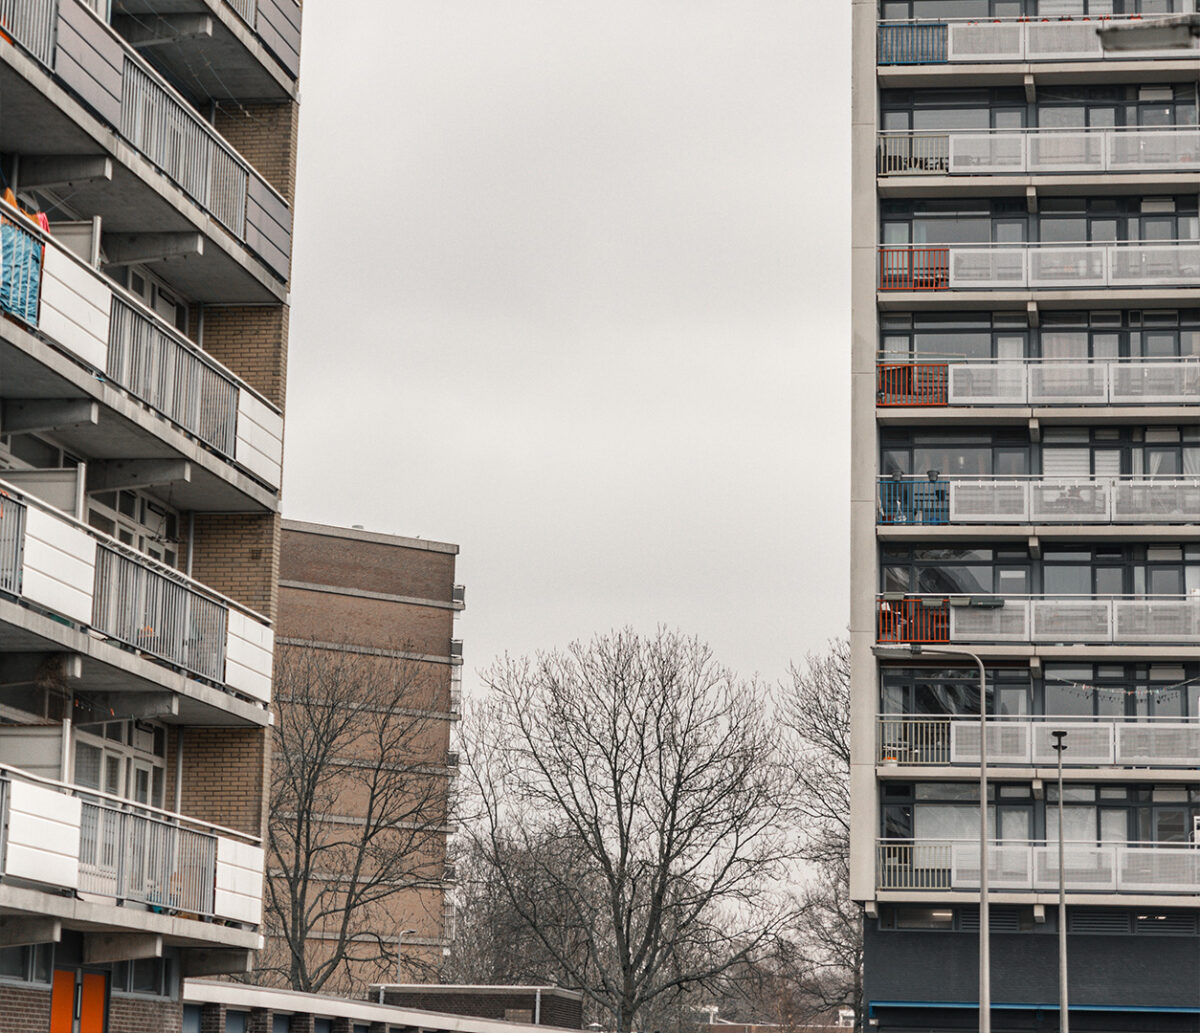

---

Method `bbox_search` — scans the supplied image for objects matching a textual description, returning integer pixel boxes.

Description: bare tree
[262,642,451,993]
[780,638,862,1029]
[462,628,795,1033]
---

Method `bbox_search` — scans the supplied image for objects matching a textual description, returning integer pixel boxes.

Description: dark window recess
[1135,911,1199,936]
[1069,908,1133,935]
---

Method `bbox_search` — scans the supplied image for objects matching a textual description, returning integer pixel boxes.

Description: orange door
[79,972,107,1033]
[49,970,75,1033]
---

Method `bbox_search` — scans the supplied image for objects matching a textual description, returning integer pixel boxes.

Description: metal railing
[92,546,228,684]
[877,838,1200,894]
[878,12,1200,65]
[877,356,1200,407]
[79,799,216,915]
[878,241,1200,291]
[107,299,239,455]
[878,593,1200,645]
[0,489,25,596]
[879,126,1200,177]
[224,0,257,26]
[878,475,1200,525]
[878,714,1200,767]
[0,0,59,66]
[0,213,44,325]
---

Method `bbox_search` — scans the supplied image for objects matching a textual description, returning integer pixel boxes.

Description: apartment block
[850,1,1200,1028]
[0,0,301,1028]
[270,520,464,990]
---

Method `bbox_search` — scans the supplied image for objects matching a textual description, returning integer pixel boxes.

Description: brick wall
[280,531,457,603]
[279,588,454,656]
[192,513,282,621]
[0,984,50,1032]
[378,989,583,1029]
[201,305,290,411]
[214,102,301,205]
[110,995,183,1033]
[179,726,270,837]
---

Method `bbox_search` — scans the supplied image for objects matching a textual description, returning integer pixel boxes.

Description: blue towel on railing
[0,222,41,325]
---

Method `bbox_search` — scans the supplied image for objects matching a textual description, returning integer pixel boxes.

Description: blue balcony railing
[878,22,948,65]
[878,477,950,525]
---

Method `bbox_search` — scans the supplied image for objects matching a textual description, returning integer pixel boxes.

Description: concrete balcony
[877,13,1200,66]
[878,241,1200,292]
[877,593,1200,648]
[0,209,282,504]
[877,838,1200,896]
[0,762,263,950]
[0,0,291,297]
[0,474,273,717]
[878,476,1200,527]
[878,715,1200,769]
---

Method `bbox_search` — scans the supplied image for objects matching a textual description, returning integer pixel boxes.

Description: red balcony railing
[876,362,949,406]
[877,596,950,644]
[879,246,950,290]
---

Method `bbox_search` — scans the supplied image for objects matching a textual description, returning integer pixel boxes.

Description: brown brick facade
[177,726,270,838]
[0,985,183,1033]
[192,513,282,621]
[214,102,301,205]
[202,305,290,412]
[280,531,457,604]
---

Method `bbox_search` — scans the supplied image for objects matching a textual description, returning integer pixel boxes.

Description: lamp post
[1050,730,1069,1033]
[395,927,417,983]
[873,642,990,1033]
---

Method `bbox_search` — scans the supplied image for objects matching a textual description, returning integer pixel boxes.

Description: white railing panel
[5,779,81,890]
[949,247,1027,288]
[215,836,264,925]
[1031,598,1112,643]
[1118,846,1200,893]
[1028,247,1107,289]
[39,244,111,371]
[948,132,1024,174]
[1114,599,1200,643]
[1030,722,1114,764]
[1111,480,1200,523]
[224,609,274,704]
[879,717,952,765]
[1025,19,1103,59]
[950,600,1030,642]
[1110,361,1200,404]
[1034,844,1117,893]
[949,721,1031,765]
[946,362,1027,405]
[234,391,283,488]
[1107,130,1200,172]
[1116,723,1200,767]
[1028,361,1108,404]
[1028,131,1104,173]
[1029,479,1111,523]
[947,21,1023,60]
[952,841,1033,890]
[21,505,97,625]
[949,480,1029,522]
[877,842,952,891]
[1109,244,1200,286]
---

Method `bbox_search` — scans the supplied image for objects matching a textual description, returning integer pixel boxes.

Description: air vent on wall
[1069,908,1131,935]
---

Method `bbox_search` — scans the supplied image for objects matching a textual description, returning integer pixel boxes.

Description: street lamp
[873,642,991,1033]
[395,927,417,982]
[1050,730,1069,1033]
[1097,13,1200,50]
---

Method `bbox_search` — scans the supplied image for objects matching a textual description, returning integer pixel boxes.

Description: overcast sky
[281,1,852,693]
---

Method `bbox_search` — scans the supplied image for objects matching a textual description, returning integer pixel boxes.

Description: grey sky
[282,1,852,692]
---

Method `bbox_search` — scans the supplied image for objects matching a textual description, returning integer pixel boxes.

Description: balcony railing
[878,13,1200,66]
[878,475,1200,526]
[0,764,263,926]
[877,357,1200,407]
[877,838,1200,895]
[878,715,1200,767]
[0,476,273,703]
[878,241,1200,291]
[0,205,282,488]
[222,0,302,81]
[1,0,291,279]
[879,126,1200,177]
[877,593,1200,646]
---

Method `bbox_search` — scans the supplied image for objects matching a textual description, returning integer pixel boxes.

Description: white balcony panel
[215,837,265,925]
[1111,480,1200,523]
[1116,723,1200,767]
[224,610,273,704]
[1118,846,1200,894]
[949,721,1030,765]
[1114,599,1200,643]
[947,362,1027,405]
[1110,361,1200,404]
[1031,599,1112,643]
[234,392,284,488]
[21,506,97,625]
[1027,132,1104,173]
[1029,480,1111,523]
[1030,722,1114,765]
[1109,245,1200,286]
[1033,845,1117,893]
[1025,20,1103,59]
[949,480,1029,522]
[1028,362,1108,405]
[948,132,1024,174]
[5,779,81,890]
[952,841,1033,891]
[950,600,1030,642]
[949,248,1026,289]
[947,21,1023,60]
[38,244,110,371]
[1107,130,1200,172]
[1028,247,1107,289]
